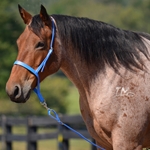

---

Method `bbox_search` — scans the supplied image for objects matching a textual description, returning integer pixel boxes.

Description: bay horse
[6,5,150,150]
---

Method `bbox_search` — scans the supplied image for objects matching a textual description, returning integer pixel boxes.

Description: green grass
[11,139,90,150]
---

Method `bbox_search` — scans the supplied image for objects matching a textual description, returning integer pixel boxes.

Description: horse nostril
[14,85,21,99]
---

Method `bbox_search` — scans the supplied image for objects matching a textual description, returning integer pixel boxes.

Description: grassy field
[10,139,90,150]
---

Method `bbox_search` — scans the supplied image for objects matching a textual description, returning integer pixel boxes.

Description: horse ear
[40,5,51,27]
[18,4,32,25]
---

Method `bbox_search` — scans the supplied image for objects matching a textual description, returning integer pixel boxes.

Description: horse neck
[60,47,104,99]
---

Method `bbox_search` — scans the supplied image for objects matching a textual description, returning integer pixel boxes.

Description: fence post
[2,115,13,150]
[1,115,10,150]
[27,118,37,150]
[1,116,12,150]
[91,139,97,150]
[58,124,69,150]
[6,125,12,150]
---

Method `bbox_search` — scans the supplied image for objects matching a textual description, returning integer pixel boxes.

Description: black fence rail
[0,115,96,150]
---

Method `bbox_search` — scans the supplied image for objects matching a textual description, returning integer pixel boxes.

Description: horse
[6,5,150,150]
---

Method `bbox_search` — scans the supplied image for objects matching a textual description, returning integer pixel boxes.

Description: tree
[0,1,23,98]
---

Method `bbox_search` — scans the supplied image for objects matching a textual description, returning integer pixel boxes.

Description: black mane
[31,14,150,72]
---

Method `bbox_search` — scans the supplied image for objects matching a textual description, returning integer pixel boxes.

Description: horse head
[6,5,61,103]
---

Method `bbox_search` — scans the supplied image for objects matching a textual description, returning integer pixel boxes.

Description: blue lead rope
[41,102,105,150]
[13,17,105,150]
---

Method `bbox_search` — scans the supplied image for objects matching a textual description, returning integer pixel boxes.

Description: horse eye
[36,42,45,49]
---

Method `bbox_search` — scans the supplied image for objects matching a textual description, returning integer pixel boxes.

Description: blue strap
[48,109,105,150]
[14,49,53,103]
[14,61,39,78]
[14,60,45,103]
[50,18,55,49]
[36,49,53,73]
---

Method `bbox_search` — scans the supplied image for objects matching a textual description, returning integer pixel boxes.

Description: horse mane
[30,14,150,72]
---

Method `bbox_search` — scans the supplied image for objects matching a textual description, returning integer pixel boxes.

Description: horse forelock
[52,14,150,72]
[29,15,44,38]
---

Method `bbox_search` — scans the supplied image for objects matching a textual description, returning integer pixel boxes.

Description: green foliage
[40,76,71,114]
[15,76,71,115]
[48,0,150,32]
[0,1,22,97]
[0,76,72,116]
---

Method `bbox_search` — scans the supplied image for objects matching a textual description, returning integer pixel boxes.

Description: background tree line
[0,0,150,116]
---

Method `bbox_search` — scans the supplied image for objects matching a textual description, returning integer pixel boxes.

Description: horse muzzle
[6,81,32,103]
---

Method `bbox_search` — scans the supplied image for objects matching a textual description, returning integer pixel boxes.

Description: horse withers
[6,5,150,149]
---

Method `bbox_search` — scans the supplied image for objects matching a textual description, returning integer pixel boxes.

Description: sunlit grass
[10,139,90,150]
[12,139,90,150]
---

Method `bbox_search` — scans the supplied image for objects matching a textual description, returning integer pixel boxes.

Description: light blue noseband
[14,18,55,103]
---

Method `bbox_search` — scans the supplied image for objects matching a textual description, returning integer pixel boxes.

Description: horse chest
[79,96,114,145]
